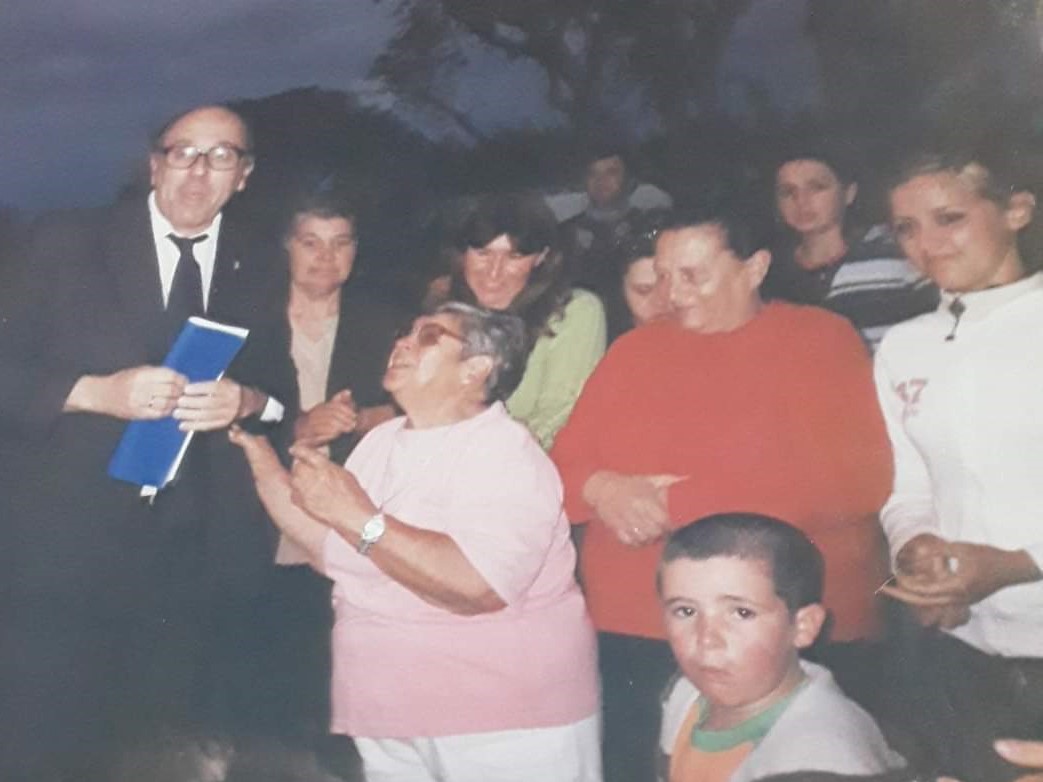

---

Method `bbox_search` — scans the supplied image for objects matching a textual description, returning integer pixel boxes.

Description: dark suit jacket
[317,284,407,466]
[0,198,297,615]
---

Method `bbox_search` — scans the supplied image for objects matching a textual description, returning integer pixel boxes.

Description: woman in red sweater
[551,204,893,782]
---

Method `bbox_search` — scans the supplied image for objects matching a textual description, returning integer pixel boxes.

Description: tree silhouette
[372,0,752,140]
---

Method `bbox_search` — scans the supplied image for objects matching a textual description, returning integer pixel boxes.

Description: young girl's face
[889,165,1033,293]
[623,256,670,326]
[775,159,855,238]
[660,556,820,727]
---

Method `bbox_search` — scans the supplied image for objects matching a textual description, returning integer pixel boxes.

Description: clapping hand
[288,442,375,528]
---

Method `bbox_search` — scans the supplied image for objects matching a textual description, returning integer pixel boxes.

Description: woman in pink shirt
[231,301,600,782]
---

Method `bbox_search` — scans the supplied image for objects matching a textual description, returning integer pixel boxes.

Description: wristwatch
[357,512,387,556]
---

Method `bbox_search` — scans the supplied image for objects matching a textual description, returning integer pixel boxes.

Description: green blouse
[506,288,607,449]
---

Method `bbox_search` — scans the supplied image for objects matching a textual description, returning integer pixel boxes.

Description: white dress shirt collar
[148,191,223,309]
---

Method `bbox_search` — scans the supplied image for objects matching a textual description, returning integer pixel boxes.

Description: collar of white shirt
[939,272,1043,322]
[148,191,223,310]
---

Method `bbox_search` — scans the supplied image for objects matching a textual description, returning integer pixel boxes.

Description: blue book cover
[108,316,249,490]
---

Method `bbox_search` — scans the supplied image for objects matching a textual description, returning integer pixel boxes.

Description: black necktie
[167,233,207,320]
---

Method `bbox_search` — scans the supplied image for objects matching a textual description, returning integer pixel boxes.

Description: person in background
[602,209,671,343]
[874,137,1043,782]
[286,190,402,460]
[561,146,671,297]
[441,192,606,449]
[657,513,904,782]
[232,302,601,782]
[767,141,937,351]
[261,190,405,744]
[552,203,892,782]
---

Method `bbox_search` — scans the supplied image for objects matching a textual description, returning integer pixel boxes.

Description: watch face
[361,513,386,542]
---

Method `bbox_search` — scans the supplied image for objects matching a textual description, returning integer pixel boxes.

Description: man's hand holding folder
[107,316,250,491]
[63,365,187,420]
[174,377,268,431]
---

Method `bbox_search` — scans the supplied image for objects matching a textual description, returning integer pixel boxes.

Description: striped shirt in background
[765,225,938,353]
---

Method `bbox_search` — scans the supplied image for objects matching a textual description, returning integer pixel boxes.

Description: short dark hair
[447,192,571,345]
[772,135,857,187]
[150,104,254,155]
[584,145,629,173]
[656,201,770,261]
[449,191,558,256]
[429,301,529,403]
[612,208,670,275]
[659,513,824,614]
[769,135,864,241]
[282,190,361,242]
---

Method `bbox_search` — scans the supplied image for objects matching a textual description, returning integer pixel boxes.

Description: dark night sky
[0,0,817,213]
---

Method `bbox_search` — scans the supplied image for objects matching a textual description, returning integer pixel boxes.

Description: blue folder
[107,316,249,490]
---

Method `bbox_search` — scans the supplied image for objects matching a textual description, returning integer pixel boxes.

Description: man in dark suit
[0,105,296,780]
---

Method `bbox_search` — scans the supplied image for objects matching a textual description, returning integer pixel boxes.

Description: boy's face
[660,556,823,721]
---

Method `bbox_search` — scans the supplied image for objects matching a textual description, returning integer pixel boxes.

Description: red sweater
[551,302,893,641]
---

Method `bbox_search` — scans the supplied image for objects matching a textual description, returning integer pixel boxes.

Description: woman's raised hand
[288,442,376,528]
[229,425,284,483]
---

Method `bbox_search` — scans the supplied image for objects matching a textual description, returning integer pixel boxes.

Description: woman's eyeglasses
[398,322,466,348]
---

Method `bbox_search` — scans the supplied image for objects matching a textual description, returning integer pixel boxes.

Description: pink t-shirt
[322,402,599,738]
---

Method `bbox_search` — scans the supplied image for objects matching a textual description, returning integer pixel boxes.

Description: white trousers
[355,713,602,782]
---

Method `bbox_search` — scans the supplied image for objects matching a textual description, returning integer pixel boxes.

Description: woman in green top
[443,192,606,449]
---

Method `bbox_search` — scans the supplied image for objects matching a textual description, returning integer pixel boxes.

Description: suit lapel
[101,197,250,326]
[101,199,166,358]
[208,223,246,322]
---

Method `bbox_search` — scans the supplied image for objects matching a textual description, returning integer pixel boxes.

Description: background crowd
[0,97,1042,782]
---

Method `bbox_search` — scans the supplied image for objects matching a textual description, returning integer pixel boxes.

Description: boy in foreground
[657,513,906,782]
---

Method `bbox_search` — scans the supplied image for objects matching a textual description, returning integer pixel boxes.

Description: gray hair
[430,301,529,403]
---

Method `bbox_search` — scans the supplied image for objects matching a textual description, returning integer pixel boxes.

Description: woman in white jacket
[874,137,1043,782]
